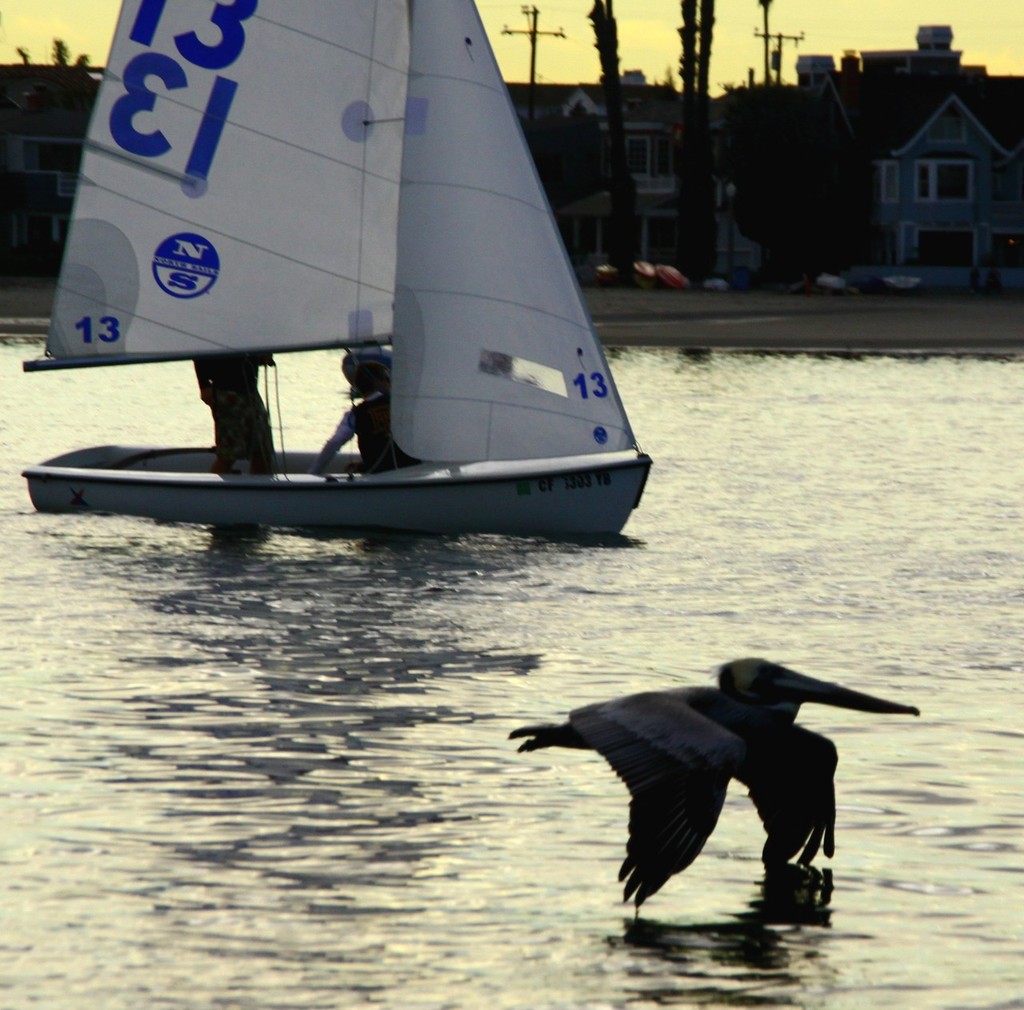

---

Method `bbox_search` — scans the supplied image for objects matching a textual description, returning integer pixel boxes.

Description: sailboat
[23,0,651,535]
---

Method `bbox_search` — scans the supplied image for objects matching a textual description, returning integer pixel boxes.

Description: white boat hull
[24,446,651,535]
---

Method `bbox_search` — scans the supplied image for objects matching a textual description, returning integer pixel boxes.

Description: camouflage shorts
[212,390,272,464]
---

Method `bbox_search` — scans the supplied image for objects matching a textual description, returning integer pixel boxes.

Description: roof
[891,94,1005,158]
[0,64,99,92]
[0,64,100,111]
[557,190,677,218]
[854,73,1024,157]
[506,80,679,121]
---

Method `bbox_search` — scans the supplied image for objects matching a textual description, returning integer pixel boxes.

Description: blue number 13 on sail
[109,0,257,181]
[573,372,609,399]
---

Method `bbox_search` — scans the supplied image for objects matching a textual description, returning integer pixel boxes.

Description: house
[513,24,1024,287]
[509,80,680,264]
[0,66,96,272]
[799,26,1024,287]
[509,78,760,277]
[549,92,681,267]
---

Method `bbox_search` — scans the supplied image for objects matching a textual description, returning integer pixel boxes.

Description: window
[873,160,898,203]
[928,110,966,144]
[626,137,649,175]
[993,234,1024,267]
[916,160,971,201]
[936,163,969,198]
[654,137,672,177]
[37,141,82,174]
[991,166,1024,202]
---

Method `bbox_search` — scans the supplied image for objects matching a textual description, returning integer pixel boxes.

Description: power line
[503,6,565,119]
[754,27,805,85]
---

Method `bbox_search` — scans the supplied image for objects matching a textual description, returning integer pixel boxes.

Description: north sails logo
[153,232,221,299]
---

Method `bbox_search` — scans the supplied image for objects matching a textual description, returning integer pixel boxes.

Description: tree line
[591,0,866,283]
[14,39,90,68]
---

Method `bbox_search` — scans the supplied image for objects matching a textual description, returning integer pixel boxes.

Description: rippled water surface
[3,344,1023,1009]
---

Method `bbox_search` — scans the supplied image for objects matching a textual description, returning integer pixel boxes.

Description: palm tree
[589,1,636,282]
[676,0,716,279]
[52,39,71,67]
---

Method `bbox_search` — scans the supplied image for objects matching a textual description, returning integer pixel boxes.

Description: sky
[2,1,1023,95]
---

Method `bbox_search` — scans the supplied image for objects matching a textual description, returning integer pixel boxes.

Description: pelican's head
[718,658,920,716]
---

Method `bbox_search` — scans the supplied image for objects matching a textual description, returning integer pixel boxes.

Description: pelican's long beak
[771,666,920,716]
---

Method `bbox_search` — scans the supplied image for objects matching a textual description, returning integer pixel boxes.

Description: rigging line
[86,112,398,183]
[252,11,407,77]
[353,8,374,352]
[71,169,395,293]
[350,1,400,352]
[263,359,286,480]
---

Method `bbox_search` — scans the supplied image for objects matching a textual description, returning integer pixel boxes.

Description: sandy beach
[587,285,1024,355]
[3,276,1021,354]
[0,276,56,319]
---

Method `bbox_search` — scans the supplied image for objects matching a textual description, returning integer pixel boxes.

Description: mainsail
[36,0,409,369]
[22,0,651,534]
[391,0,636,462]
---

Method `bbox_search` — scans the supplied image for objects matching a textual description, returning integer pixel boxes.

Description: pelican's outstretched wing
[569,690,746,907]
[739,724,838,866]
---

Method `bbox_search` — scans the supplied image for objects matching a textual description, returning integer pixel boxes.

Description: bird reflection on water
[613,866,835,1004]
[750,863,834,927]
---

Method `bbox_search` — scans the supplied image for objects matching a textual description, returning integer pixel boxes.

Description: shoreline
[585,284,1024,355]
[4,277,1022,355]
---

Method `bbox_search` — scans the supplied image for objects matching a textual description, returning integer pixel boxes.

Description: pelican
[510,658,919,907]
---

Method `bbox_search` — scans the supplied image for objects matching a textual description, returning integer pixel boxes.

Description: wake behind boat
[22,0,651,535]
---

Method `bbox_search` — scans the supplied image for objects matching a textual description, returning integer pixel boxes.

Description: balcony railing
[55,172,77,198]
[632,174,677,195]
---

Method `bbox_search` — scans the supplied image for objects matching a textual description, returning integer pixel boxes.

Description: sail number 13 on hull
[109,0,257,182]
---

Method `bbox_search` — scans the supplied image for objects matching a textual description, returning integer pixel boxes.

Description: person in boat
[194,353,275,474]
[308,359,419,476]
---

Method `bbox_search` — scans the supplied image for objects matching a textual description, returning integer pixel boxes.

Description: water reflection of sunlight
[45,521,550,940]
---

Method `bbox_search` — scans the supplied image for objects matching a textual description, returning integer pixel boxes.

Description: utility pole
[757,0,771,85]
[754,27,804,84]
[503,6,565,120]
